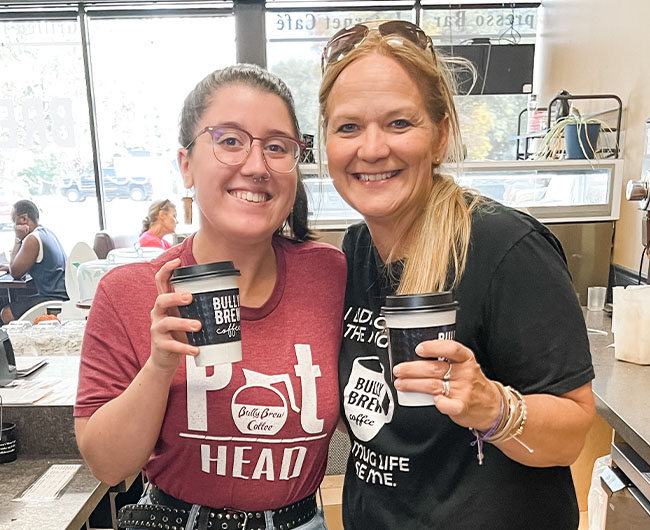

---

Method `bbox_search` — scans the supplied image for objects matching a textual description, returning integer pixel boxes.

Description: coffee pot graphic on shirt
[343,356,395,442]
[231,369,300,435]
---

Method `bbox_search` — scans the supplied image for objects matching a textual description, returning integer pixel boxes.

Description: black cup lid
[170,261,241,282]
[382,291,458,312]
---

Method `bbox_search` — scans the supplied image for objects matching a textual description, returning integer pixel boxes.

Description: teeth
[229,190,268,203]
[357,171,395,182]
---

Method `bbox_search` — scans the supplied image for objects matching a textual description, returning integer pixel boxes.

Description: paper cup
[0,422,17,464]
[171,261,242,367]
[382,292,459,407]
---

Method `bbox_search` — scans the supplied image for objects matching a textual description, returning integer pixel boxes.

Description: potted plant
[535,108,615,160]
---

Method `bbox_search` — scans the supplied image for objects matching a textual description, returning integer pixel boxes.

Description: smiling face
[325,53,448,232]
[178,84,298,246]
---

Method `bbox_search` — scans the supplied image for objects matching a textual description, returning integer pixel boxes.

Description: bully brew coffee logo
[343,356,394,442]
[179,288,241,346]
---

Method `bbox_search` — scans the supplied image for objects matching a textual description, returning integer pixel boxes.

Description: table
[0,273,32,303]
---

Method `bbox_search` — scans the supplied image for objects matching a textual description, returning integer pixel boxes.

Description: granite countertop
[2,356,80,457]
[585,309,650,463]
[0,457,109,530]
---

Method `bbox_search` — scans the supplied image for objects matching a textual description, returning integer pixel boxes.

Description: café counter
[0,357,138,530]
[584,309,650,464]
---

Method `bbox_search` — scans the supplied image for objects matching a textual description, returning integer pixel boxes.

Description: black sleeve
[484,230,594,396]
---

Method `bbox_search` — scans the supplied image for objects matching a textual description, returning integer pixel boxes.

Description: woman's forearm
[493,383,595,467]
[76,359,176,485]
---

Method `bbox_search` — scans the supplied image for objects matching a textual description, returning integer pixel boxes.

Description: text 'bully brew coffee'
[382,291,459,407]
[171,261,242,367]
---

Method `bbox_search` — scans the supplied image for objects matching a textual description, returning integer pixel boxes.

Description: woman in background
[139,199,176,249]
[320,20,594,529]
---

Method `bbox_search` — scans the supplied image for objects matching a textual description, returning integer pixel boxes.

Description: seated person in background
[0,199,68,323]
[138,199,176,250]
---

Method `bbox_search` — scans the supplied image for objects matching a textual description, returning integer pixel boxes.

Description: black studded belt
[117,484,318,530]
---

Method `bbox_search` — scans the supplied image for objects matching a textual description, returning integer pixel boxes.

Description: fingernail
[415,344,424,355]
[393,379,402,389]
[393,365,401,377]
[192,321,202,331]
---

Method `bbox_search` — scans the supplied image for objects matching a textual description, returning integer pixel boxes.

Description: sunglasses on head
[321,20,434,73]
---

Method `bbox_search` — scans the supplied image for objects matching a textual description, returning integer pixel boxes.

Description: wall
[534,0,650,273]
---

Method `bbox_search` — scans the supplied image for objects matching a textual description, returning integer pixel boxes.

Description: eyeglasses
[321,20,434,73]
[185,125,305,174]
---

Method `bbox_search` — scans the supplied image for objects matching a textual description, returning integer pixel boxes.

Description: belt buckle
[224,507,249,530]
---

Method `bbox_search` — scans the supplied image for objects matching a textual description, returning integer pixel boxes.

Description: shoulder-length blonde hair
[319,31,480,294]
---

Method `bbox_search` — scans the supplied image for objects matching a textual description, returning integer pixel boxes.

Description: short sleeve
[74,279,143,417]
[484,230,594,396]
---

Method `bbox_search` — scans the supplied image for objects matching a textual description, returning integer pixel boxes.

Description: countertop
[0,457,110,530]
[585,309,650,463]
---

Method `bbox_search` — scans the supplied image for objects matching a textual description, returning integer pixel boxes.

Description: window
[0,19,97,252]
[88,15,236,236]
[422,6,538,162]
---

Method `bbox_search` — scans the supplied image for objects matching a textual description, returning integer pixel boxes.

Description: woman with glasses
[320,21,595,529]
[74,64,345,530]
[139,199,177,250]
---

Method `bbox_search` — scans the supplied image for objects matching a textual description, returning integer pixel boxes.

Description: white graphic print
[343,355,394,442]
[181,344,326,481]
[232,371,299,435]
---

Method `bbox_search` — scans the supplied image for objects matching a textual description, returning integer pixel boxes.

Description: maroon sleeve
[74,266,154,417]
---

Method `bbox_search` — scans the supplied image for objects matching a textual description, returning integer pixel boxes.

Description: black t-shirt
[339,200,594,530]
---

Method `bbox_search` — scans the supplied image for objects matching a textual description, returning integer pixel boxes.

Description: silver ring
[442,380,450,397]
[252,175,270,183]
[443,362,452,381]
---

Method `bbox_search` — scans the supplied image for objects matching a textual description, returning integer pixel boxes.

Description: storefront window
[0,19,96,254]
[88,15,236,237]
[422,6,537,162]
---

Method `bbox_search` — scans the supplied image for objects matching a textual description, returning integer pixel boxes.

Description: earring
[182,191,193,225]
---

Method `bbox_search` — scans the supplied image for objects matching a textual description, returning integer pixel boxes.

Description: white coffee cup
[170,261,242,367]
[382,292,459,407]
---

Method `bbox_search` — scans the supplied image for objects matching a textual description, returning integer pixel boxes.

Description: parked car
[59,168,153,202]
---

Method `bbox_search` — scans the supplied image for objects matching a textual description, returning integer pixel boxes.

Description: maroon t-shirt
[75,236,346,510]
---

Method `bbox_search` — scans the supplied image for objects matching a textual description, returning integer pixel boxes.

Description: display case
[460,159,623,223]
[302,159,624,227]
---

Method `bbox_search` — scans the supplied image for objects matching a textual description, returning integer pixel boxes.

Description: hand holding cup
[393,339,502,431]
[149,258,201,375]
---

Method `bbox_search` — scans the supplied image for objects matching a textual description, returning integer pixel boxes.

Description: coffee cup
[381,291,459,407]
[170,261,242,367]
[1,396,17,464]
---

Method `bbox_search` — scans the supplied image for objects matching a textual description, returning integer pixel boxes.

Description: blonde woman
[139,199,176,249]
[320,21,594,529]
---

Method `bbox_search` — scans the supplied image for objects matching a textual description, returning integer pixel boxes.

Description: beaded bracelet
[470,383,533,465]
[470,389,505,465]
